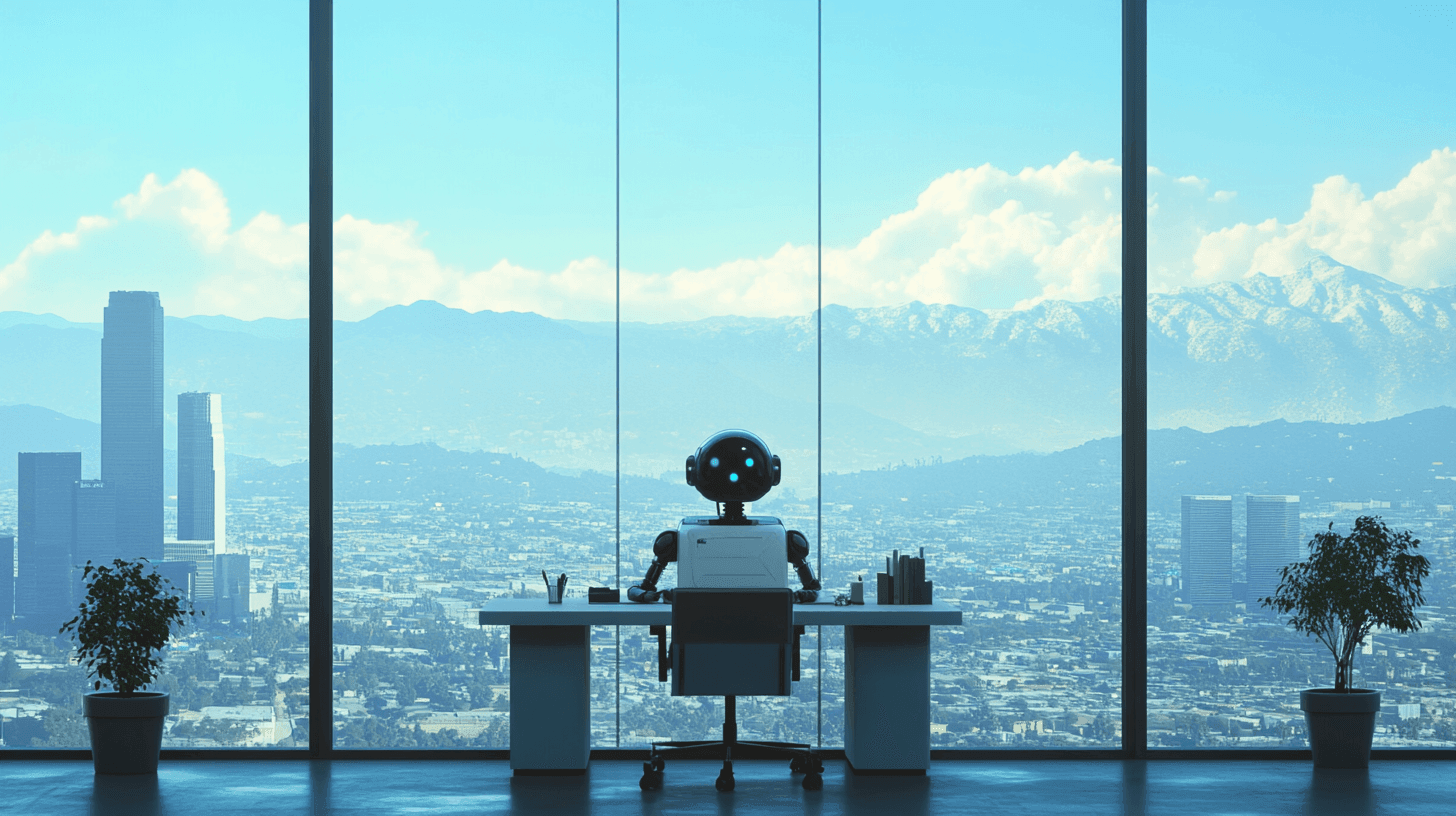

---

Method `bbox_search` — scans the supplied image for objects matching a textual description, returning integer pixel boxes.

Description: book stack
[875,547,933,605]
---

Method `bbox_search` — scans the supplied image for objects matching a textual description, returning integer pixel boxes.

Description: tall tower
[1247,495,1301,606]
[177,392,226,549]
[102,291,164,563]
[1181,495,1232,606]
[0,534,14,632]
[17,452,81,633]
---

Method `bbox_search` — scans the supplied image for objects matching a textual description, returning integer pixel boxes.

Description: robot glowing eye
[709,457,719,467]
[745,458,754,467]
[729,473,739,482]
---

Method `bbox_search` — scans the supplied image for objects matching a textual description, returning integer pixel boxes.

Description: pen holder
[547,585,564,604]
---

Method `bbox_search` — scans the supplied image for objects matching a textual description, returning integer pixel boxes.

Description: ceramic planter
[1300,688,1379,769]
[83,691,169,774]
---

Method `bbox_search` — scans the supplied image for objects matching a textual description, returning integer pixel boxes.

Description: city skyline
[7,292,232,637]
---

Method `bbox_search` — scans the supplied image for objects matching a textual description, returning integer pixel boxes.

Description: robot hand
[788,529,821,603]
[628,530,677,603]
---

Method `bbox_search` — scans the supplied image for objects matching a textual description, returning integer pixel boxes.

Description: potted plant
[1260,516,1428,769]
[60,559,199,774]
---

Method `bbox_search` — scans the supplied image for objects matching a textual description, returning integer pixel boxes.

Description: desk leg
[509,625,590,774]
[844,624,930,774]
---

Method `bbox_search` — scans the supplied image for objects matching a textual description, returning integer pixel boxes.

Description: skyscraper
[153,560,197,603]
[17,452,81,633]
[0,534,14,631]
[73,479,117,567]
[1181,494,1232,607]
[214,553,251,622]
[178,392,226,550]
[72,479,117,600]
[1247,495,1301,606]
[165,538,215,607]
[102,291,164,563]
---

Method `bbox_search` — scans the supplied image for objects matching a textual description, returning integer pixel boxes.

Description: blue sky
[1,1,1451,321]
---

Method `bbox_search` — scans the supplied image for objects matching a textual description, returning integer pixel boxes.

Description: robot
[629,429,821,604]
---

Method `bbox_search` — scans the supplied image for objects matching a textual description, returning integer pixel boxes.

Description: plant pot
[83,692,169,775]
[1300,688,1379,769]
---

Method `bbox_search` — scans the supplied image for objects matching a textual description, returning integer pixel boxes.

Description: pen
[543,570,551,592]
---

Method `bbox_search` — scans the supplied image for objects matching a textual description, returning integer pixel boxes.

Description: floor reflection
[89,773,162,816]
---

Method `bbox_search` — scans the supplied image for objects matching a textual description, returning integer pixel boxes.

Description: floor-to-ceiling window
[0,2,309,749]
[823,0,1125,749]
[14,1,1448,759]
[1148,0,1456,748]
[331,1,615,748]
[618,0,821,747]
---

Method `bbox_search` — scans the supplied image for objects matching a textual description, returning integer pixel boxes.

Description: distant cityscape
[1,280,1453,750]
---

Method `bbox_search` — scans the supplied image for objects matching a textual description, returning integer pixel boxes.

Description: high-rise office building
[1,534,14,631]
[165,538,215,607]
[1181,494,1232,606]
[17,452,81,633]
[153,560,198,603]
[1247,495,1301,606]
[178,392,226,550]
[102,290,165,563]
[72,479,118,602]
[73,479,117,568]
[214,553,251,622]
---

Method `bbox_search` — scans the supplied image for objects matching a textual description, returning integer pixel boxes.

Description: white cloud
[1182,148,1456,290]
[1,169,308,321]
[6,149,1454,323]
[0,215,114,296]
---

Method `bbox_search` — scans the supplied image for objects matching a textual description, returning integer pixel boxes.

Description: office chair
[640,588,824,792]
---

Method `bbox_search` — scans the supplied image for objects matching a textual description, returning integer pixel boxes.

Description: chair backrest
[670,588,793,698]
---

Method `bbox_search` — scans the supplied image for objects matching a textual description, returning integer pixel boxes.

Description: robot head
[685,429,781,504]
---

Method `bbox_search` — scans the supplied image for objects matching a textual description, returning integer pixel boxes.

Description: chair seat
[673,643,788,697]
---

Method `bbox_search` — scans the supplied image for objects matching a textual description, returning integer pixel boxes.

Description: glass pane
[333,1,615,747]
[619,0,820,746]
[1149,1,1456,748]
[824,1,1123,748]
[0,4,308,748]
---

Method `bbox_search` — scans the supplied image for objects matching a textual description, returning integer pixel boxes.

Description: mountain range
[0,255,1450,489]
[222,406,1456,522]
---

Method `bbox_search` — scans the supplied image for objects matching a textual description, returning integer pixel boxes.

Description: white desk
[478,598,962,775]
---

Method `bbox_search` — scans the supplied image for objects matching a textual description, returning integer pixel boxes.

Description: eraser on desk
[588,587,621,603]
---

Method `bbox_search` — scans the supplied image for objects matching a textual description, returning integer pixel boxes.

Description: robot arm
[628,530,678,603]
[788,529,821,603]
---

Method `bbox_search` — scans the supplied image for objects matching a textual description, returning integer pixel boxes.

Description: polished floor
[0,758,1449,815]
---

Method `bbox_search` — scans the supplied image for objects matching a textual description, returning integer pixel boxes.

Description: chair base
[641,740,823,791]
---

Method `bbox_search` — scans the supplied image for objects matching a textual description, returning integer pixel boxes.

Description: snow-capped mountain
[0,255,1450,481]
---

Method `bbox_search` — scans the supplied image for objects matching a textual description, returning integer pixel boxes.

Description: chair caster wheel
[640,761,663,790]
[802,772,823,791]
[790,756,806,774]
[715,762,735,792]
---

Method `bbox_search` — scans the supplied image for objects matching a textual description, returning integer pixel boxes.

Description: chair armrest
[650,625,670,682]
[793,625,805,682]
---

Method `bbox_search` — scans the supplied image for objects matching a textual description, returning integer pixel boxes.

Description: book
[899,555,910,605]
[877,572,891,605]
